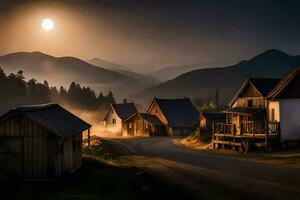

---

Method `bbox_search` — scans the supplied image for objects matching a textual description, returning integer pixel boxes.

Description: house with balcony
[213,66,300,152]
[213,78,281,152]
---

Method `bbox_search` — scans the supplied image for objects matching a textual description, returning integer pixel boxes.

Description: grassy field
[0,146,190,200]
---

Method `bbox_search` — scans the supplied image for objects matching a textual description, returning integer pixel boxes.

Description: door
[0,137,23,178]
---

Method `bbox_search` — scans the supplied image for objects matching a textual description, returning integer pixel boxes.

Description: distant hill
[87,57,131,71]
[152,60,236,82]
[137,49,300,106]
[0,51,158,100]
[87,57,159,85]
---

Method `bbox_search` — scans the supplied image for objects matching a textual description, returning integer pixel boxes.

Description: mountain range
[1,49,299,107]
[152,60,236,82]
[87,58,159,85]
[0,52,158,100]
[136,49,300,106]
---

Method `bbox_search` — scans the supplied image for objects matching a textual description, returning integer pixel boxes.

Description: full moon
[41,18,54,31]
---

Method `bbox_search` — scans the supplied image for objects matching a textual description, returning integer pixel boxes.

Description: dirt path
[102,137,300,200]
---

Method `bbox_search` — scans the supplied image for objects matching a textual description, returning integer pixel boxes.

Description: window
[271,109,275,122]
[129,123,132,129]
[112,118,116,124]
[155,109,158,113]
[247,99,253,107]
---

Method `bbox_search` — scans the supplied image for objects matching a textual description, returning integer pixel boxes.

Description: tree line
[0,68,115,111]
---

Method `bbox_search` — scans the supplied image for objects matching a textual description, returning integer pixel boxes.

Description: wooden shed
[0,103,91,180]
[147,97,199,136]
[123,113,166,136]
[103,102,137,136]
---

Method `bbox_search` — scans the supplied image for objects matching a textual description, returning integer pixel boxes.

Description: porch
[212,121,280,152]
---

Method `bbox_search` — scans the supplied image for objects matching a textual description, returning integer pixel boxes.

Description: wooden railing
[214,123,235,135]
[268,122,280,134]
[241,121,266,134]
[214,121,280,136]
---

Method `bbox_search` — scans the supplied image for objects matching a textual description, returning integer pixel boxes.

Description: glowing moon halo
[41,18,54,31]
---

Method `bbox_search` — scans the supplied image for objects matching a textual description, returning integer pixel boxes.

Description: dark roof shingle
[0,103,91,137]
[140,113,164,126]
[154,98,199,128]
[249,78,281,96]
[201,112,226,120]
[267,66,300,99]
[112,103,137,120]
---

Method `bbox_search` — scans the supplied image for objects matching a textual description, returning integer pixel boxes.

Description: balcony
[213,121,280,137]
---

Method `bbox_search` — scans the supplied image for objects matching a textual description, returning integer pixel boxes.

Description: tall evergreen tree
[105,91,115,104]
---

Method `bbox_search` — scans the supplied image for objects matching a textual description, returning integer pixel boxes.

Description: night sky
[0,0,300,73]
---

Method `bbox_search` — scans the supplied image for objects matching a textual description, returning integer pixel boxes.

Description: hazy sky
[0,0,300,73]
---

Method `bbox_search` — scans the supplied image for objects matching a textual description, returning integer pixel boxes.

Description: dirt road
[104,137,300,200]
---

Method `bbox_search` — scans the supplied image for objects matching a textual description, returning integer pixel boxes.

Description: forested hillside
[137,49,300,107]
[0,68,115,115]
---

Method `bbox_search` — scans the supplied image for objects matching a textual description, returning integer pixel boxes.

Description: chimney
[123,98,127,104]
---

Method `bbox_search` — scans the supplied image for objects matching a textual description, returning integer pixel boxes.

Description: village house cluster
[1,66,300,179]
[103,97,199,137]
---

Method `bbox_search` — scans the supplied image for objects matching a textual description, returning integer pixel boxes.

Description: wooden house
[103,102,137,136]
[0,103,91,179]
[212,71,300,151]
[267,67,300,143]
[123,113,166,136]
[199,112,226,133]
[147,97,199,136]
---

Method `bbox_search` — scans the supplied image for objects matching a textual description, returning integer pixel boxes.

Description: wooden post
[265,121,269,150]
[212,122,215,149]
[215,89,219,112]
[88,128,91,147]
[252,121,255,136]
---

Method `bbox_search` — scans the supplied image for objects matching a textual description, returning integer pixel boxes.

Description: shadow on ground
[0,156,191,200]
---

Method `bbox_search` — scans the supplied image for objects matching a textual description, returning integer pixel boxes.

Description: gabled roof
[104,103,137,120]
[223,107,265,116]
[249,78,281,96]
[267,66,300,99]
[0,103,91,137]
[228,78,280,107]
[140,113,164,126]
[150,97,199,128]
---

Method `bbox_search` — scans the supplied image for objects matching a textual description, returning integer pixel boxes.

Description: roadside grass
[179,128,213,150]
[0,143,189,200]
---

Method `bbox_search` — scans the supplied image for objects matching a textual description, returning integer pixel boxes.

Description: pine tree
[105,91,115,104]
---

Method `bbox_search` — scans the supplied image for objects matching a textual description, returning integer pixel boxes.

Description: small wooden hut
[123,113,166,136]
[103,102,137,136]
[0,103,91,179]
[199,112,226,133]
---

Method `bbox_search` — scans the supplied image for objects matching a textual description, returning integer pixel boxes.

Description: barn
[147,97,199,136]
[123,112,166,136]
[0,103,91,180]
